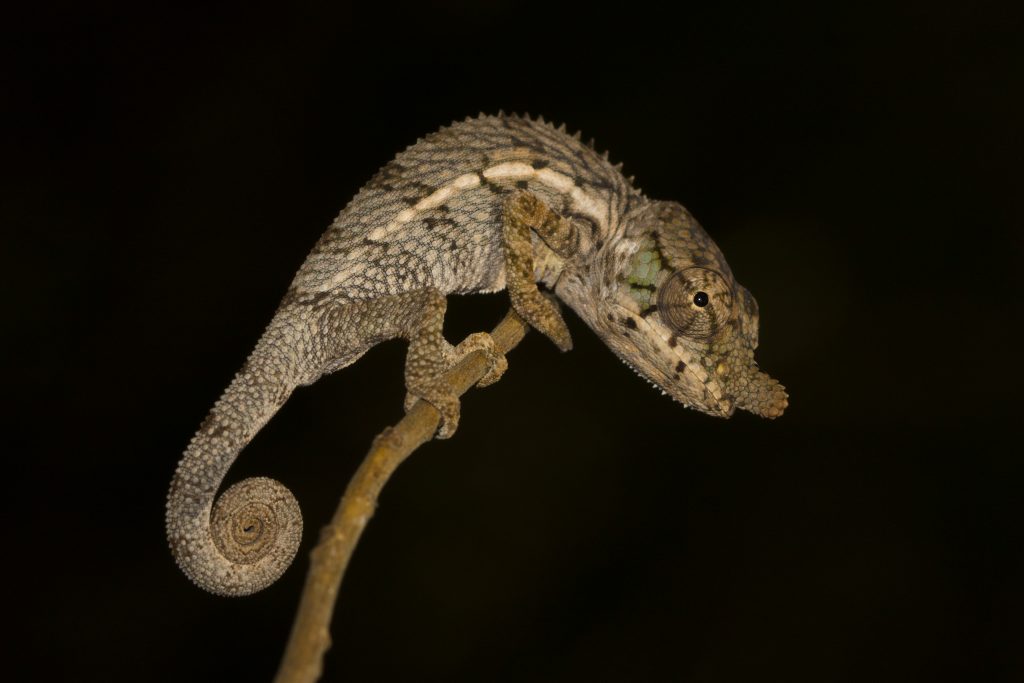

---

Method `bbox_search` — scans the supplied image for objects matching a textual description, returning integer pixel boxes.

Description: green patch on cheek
[629,287,653,308]
[626,238,663,307]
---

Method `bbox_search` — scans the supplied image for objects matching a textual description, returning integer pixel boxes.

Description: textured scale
[166,113,787,597]
[288,114,636,300]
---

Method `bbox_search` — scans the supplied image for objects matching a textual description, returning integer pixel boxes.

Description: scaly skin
[166,113,787,596]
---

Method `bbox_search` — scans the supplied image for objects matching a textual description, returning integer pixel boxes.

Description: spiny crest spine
[405,113,641,192]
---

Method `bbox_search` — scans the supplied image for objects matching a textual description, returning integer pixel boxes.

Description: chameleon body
[166,113,788,596]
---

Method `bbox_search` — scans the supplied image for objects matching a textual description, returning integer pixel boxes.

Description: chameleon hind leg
[400,288,507,438]
[501,191,578,352]
[316,290,506,438]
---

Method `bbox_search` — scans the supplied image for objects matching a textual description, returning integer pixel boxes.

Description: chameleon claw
[536,293,573,352]
[455,332,507,387]
[404,382,461,438]
[403,331,505,439]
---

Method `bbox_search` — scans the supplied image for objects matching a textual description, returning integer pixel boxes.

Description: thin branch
[274,309,530,683]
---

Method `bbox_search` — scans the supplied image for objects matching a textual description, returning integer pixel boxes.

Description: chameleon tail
[165,312,308,596]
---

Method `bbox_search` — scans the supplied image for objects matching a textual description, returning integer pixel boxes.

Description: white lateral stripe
[452,172,482,189]
[534,167,573,192]
[342,161,609,288]
[536,168,607,225]
[481,161,535,179]
[418,184,455,210]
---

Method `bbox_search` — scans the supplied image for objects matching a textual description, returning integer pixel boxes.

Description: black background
[6,1,1022,681]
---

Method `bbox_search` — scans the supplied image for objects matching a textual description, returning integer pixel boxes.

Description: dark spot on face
[676,360,686,373]
[531,159,549,170]
[624,317,637,329]
[516,180,529,190]
[673,373,680,380]
[668,335,678,348]
[607,313,614,322]
[639,304,657,318]
[594,239,604,250]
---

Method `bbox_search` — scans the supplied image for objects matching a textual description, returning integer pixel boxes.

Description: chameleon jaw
[599,298,737,418]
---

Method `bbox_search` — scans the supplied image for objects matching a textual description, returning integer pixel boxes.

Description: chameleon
[166,113,788,597]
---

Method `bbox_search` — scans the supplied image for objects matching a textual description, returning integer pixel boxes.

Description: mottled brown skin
[166,113,787,596]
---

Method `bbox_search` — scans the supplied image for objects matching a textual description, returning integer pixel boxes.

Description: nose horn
[736,370,788,419]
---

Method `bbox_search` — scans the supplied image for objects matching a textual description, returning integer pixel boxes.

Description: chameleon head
[558,199,787,418]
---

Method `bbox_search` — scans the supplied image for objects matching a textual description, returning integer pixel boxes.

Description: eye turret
[657,267,733,340]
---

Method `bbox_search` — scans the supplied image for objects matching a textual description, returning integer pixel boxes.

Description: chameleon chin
[166,113,787,596]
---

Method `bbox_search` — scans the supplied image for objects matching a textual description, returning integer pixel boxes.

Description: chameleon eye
[658,269,733,340]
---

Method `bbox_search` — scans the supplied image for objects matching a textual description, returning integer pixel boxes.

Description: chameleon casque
[166,113,788,596]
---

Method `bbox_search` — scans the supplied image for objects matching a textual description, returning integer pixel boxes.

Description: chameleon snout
[730,367,788,418]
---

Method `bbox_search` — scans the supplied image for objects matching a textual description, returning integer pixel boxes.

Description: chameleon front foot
[502,191,575,352]
[459,331,507,387]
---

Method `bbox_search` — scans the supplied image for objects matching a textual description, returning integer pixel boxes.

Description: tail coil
[166,321,305,596]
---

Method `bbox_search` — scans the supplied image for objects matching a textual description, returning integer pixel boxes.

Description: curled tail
[166,312,311,596]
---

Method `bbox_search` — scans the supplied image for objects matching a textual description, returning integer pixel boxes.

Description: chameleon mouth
[686,383,734,418]
[605,298,738,417]
[612,349,736,417]
[708,396,736,418]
